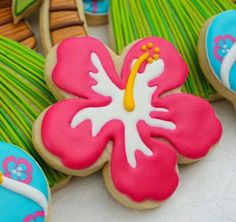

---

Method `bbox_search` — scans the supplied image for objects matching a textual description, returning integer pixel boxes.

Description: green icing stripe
[110,0,236,99]
[15,0,36,16]
[0,35,69,188]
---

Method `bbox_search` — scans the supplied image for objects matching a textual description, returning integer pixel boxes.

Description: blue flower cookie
[200,10,236,94]
[0,142,50,222]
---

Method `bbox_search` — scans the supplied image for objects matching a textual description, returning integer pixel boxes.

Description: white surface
[28,11,236,222]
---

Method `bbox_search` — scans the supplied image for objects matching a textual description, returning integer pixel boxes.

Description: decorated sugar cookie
[0,3,37,49]
[198,10,236,107]
[83,0,109,26]
[40,0,88,55]
[0,142,50,221]
[12,0,42,24]
[33,37,222,209]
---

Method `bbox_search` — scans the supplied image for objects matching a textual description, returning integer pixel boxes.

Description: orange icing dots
[154,47,160,53]
[147,42,153,48]
[141,45,147,51]
[147,57,154,63]
[140,42,160,62]
[153,54,159,60]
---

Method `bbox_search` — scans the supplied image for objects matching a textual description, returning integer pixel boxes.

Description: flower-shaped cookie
[33,37,222,209]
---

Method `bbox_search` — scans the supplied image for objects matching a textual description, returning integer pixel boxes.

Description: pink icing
[42,37,222,203]
[52,37,122,100]
[146,93,222,159]
[23,211,45,222]
[213,35,236,62]
[3,156,33,184]
[111,130,179,201]
[92,0,98,13]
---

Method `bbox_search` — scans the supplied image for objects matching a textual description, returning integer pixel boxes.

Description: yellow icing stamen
[147,42,153,48]
[141,45,147,51]
[153,54,159,60]
[0,171,3,184]
[124,52,149,111]
[154,47,160,53]
[147,57,153,63]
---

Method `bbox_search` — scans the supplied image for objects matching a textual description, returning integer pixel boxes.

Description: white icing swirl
[220,42,236,88]
[1,175,48,214]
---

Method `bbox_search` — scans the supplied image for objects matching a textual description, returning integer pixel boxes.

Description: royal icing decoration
[14,0,36,16]
[40,37,222,203]
[206,10,236,92]
[84,0,110,15]
[0,142,49,222]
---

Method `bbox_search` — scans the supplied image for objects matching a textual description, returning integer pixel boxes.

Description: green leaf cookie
[15,0,36,15]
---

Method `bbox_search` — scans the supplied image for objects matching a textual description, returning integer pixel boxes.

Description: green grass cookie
[0,35,70,190]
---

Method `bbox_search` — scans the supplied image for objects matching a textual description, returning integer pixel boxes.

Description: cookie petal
[147,93,222,160]
[121,37,188,101]
[110,137,179,202]
[41,99,115,170]
[51,37,122,100]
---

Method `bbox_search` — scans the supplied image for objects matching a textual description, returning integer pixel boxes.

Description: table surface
[28,12,236,222]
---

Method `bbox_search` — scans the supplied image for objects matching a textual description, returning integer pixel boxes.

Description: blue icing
[0,142,49,222]
[84,0,110,14]
[0,187,45,221]
[206,10,236,92]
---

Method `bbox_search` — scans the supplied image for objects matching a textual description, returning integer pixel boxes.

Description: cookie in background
[33,36,222,209]
[0,0,37,49]
[0,142,50,222]
[12,0,42,24]
[40,0,88,55]
[83,0,110,26]
[198,10,236,109]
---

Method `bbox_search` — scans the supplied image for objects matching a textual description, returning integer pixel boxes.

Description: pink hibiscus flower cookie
[33,36,222,209]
